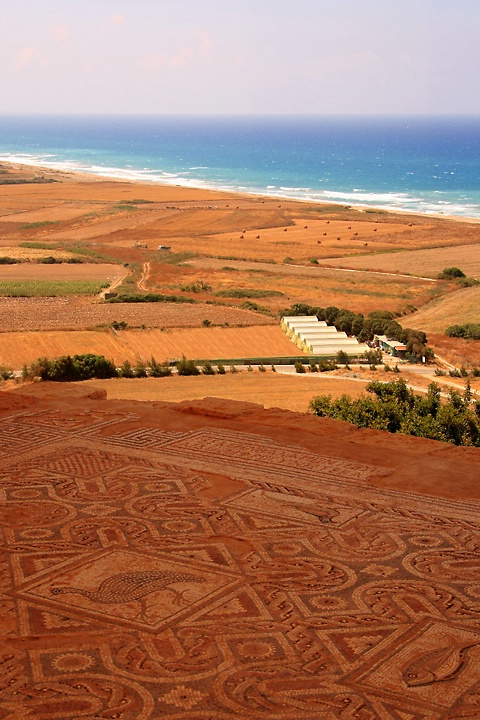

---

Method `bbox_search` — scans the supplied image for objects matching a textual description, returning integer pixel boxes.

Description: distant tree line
[446,323,480,341]
[282,303,433,361]
[310,378,480,447]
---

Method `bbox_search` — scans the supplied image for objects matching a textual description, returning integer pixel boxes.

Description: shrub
[217,363,226,374]
[33,354,117,381]
[216,289,283,298]
[446,323,480,340]
[438,267,466,279]
[258,364,266,372]
[107,293,195,304]
[309,361,318,372]
[310,378,480,446]
[176,356,200,376]
[111,320,128,330]
[336,350,350,366]
[201,361,216,375]
[148,357,172,377]
[0,364,13,380]
[318,359,336,372]
[120,360,135,378]
[202,319,212,327]
[134,359,148,378]
[230,364,238,373]
[294,360,305,373]
[181,280,212,293]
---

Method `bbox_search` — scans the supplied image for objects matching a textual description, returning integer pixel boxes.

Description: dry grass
[407,286,480,332]
[0,325,302,368]
[321,243,480,279]
[118,325,304,362]
[0,330,135,367]
[0,246,75,260]
[426,333,480,369]
[155,260,440,315]
[82,372,367,413]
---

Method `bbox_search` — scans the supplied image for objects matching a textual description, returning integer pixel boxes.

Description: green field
[0,280,109,297]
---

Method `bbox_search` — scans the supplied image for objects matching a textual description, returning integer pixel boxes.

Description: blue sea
[1,115,479,218]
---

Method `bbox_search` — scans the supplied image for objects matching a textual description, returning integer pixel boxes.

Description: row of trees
[283,303,433,361]
[310,378,480,447]
[25,354,231,381]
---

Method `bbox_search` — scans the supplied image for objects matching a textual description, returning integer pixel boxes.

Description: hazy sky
[1,0,479,115]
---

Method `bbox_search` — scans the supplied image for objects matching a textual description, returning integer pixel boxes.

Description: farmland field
[2,161,480,369]
[0,263,124,281]
[169,259,439,314]
[320,243,480,279]
[0,325,303,368]
[0,280,109,297]
[82,372,367,413]
[0,297,275,332]
[118,325,305,362]
[407,285,480,332]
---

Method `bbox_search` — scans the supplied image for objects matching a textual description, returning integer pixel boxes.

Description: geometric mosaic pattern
[0,401,479,719]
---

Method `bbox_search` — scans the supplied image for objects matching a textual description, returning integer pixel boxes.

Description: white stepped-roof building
[281,316,369,357]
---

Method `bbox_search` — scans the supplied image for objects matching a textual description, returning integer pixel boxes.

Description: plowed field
[0,298,275,332]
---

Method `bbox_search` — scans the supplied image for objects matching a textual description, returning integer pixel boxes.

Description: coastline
[2,158,480,226]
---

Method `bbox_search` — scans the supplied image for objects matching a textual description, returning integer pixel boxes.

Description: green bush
[107,293,195,304]
[438,267,466,279]
[120,360,135,378]
[310,378,480,446]
[294,360,305,373]
[318,359,336,372]
[134,359,148,378]
[181,280,212,293]
[148,357,172,377]
[33,354,117,381]
[446,323,480,340]
[0,365,13,380]
[176,356,200,376]
[216,288,283,298]
[336,350,350,366]
[217,363,226,374]
[201,361,216,375]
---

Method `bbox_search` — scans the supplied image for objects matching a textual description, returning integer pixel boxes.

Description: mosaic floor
[0,390,479,719]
